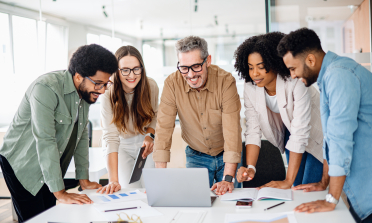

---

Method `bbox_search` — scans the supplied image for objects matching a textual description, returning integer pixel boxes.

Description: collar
[63,70,78,95]
[184,65,216,93]
[317,51,338,90]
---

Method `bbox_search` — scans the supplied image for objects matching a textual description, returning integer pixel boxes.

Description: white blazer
[244,74,323,162]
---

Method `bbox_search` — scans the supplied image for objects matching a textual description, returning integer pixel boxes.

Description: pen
[264,202,285,211]
[104,206,141,212]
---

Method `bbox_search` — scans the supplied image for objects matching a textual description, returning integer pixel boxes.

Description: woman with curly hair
[97,45,158,194]
[235,32,324,189]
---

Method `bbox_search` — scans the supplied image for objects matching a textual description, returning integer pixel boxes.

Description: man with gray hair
[153,36,242,195]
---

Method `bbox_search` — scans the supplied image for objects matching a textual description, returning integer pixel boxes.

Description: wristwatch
[222,175,235,183]
[145,133,155,140]
[325,193,339,205]
[247,165,256,173]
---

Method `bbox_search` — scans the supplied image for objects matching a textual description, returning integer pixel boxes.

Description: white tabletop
[26,188,355,223]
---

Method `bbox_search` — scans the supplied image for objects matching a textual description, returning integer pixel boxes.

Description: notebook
[220,188,293,202]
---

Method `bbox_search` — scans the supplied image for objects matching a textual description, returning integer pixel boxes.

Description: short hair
[234,32,290,83]
[175,36,209,59]
[277,28,323,58]
[68,44,118,77]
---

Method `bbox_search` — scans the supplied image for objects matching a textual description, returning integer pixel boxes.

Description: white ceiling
[0,0,365,39]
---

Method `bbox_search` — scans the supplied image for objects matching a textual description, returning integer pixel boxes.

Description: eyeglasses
[177,57,207,74]
[119,67,143,76]
[85,77,113,90]
[116,212,142,223]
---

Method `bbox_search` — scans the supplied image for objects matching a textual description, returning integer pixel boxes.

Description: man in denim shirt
[277,28,372,223]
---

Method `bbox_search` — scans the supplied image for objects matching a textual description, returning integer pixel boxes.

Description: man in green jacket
[0,44,118,222]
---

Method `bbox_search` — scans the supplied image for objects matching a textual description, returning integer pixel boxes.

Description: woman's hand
[96,181,121,194]
[142,136,154,159]
[236,166,256,182]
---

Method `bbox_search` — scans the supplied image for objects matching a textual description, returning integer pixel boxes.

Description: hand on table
[236,167,255,182]
[257,180,293,190]
[211,181,234,195]
[96,181,121,194]
[292,182,327,192]
[142,136,154,159]
[54,190,93,205]
[79,179,102,190]
[294,200,336,213]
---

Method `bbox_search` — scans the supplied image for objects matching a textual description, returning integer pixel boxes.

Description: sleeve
[221,76,242,163]
[29,83,65,193]
[73,118,89,180]
[149,79,159,130]
[324,69,360,177]
[100,91,121,155]
[152,77,177,163]
[244,83,263,148]
[285,80,312,153]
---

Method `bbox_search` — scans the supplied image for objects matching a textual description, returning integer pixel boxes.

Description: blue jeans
[185,146,224,187]
[284,127,323,186]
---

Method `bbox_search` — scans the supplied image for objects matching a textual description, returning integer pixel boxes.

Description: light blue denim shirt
[317,51,372,220]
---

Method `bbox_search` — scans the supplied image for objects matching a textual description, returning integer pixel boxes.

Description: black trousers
[0,155,56,222]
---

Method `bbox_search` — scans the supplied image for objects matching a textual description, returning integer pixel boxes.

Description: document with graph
[220,188,293,202]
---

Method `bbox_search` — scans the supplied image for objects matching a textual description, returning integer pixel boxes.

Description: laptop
[143,168,217,207]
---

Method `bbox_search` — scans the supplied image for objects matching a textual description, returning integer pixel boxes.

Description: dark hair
[234,32,290,83]
[68,44,118,77]
[277,27,323,58]
[110,45,154,135]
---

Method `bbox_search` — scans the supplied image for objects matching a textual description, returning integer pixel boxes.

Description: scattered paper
[86,189,147,204]
[225,211,297,223]
[170,210,207,223]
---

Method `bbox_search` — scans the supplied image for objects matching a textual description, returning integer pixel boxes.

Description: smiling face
[118,55,142,93]
[75,70,112,104]
[282,52,319,87]
[178,49,211,91]
[248,52,277,88]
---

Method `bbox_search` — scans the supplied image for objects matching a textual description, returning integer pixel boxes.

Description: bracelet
[247,165,256,173]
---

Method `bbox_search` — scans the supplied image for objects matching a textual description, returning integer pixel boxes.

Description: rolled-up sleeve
[221,76,242,163]
[285,80,311,153]
[149,79,159,131]
[29,83,65,193]
[325,69,359,177]
[153,77,177,163]
[244,82,262,148]
[100,91,120,155]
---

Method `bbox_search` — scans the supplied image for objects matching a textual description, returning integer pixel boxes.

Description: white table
[26,188,355,223]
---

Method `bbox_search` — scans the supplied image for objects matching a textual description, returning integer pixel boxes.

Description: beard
[302,64,318,87]
[78,80,100,104]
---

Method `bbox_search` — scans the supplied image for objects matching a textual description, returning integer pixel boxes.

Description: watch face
[224,175,233,182]
[150,133,155,139]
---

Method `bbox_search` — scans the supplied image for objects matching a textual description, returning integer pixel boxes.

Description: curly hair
[68,44,118,77]
[277,28,323,58]
[234,32,290,83]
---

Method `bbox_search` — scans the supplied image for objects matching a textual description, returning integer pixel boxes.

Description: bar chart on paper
[83,190,147,204]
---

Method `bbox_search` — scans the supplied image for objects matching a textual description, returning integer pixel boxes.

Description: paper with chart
[85,189,147,204]
[94,200,163,221]
[220,188,292,201]
[225,211,297,223]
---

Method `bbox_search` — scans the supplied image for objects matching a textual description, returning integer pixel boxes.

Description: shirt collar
[63,70,78,95]
[317,51,338,88]
[184,65,216,93]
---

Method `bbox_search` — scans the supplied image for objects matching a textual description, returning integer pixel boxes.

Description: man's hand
[292,182,327,192]
[96,181,121,194]
[53,189,93,205]
[294,200,336,213]
[142,136,154,159]
[79,179,102,190]
[257,180,292,190]
[237,167,255,182]
[155,162,167,168]
[211,181,234,195]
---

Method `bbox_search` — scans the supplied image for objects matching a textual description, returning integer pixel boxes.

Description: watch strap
[247,165,256,173]
[145,133,155,140]
[325,194,339,205]
[222,175,235,183]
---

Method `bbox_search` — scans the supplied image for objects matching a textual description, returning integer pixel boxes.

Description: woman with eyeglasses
[97,46,158,194]
[234,32,324,189]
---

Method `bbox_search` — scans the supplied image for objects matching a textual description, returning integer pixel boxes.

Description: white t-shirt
[75,99,81,123]
[265,90,280,113]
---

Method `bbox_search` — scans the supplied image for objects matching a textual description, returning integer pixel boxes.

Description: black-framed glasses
[177,57,207,74]
[85,77,113,90]
[119,67,143,76]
